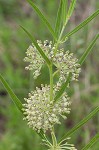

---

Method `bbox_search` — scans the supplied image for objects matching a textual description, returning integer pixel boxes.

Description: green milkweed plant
[0,0,99,150]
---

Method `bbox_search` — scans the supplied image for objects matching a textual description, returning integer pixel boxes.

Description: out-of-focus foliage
[0,0,99,150]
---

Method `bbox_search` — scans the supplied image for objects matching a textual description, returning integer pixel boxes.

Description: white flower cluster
[23,84,71,133]
[53,49,81,89]
[54,49,80,80]
[24,40,81,81]
[23,40,81,135]
[24,40,52,78]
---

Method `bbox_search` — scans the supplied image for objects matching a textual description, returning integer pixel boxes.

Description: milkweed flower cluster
[23,84,71,132]
[23,40,80,132]
[23,40,80,150]
[23,40,80,149]
[23,40,81,131]
[24,40,52,79]
[53,49,81,86]
[24,40,81,80]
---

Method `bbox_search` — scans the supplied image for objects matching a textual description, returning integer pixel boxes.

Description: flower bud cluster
[23,84,71,133]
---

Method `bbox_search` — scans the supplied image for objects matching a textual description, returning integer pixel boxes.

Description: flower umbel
[23,84,71,133]
[24,40,81,82]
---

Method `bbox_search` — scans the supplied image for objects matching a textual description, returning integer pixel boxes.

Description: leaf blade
[62,9,99,40]
[0,74,23,112]
[62,0,68,24]
[20,25,51,66]
[81,133,99,150]
[79,34,99,65]
[67,0,76,19]
[59,107,99,142]
[54,73,72,102]
[55,0,63,38]
[26,0,56,40]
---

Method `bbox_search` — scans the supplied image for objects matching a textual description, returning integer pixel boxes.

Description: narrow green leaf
[55,0,63,38]
[62,9,99,40]
[62,0,68,24]
[81,133,99,150]
[54,73,72,102]
[20,25,51,66]
[59,106,99,142]
[67,0,76,18]
[26,0,56,40]
[0,74,23,112]
[79,34,99,65]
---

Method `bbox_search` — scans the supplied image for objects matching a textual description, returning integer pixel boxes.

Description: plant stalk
[51,127,58,149]
[54,18,69,54]
[49,63,53,101]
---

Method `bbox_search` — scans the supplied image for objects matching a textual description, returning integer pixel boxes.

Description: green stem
[59,17,69,41]
[55,25,65,53]
[49,63,53,101]
[54,18,69,54]
[51,127,57,149]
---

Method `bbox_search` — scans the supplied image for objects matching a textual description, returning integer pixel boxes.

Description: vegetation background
[0,0,99,149]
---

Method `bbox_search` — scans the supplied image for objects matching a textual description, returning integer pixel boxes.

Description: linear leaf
[59,106,99,142]
[79,34,99,65]
[20,25,51,66]
[62,9,99,40]
[54,73,72,102]
[0,74,23,112]
[67,0,76,18]
[55,0,63,38]
[62,0,68,24]
[26,0,56,40]
[81,133,99,150]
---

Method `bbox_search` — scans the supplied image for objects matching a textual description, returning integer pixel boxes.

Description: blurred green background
[0,0,99,150]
